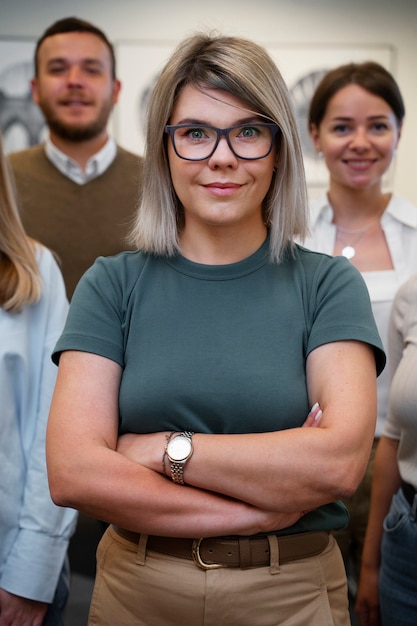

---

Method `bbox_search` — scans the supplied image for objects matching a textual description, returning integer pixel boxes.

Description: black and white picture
[114,42,174,156]
[0,39,46,153]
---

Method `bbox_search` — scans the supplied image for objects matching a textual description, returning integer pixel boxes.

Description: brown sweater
[9,145,143,299]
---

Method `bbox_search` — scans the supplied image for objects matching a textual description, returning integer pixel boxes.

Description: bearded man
[8,17,143,299]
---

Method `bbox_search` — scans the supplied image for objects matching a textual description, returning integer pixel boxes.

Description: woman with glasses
[46,33,385,626]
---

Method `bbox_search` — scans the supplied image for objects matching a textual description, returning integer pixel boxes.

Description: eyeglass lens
[170,125,275,160]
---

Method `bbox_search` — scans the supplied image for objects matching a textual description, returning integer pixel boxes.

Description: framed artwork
[114,41,176,156]
[0,38,46,153]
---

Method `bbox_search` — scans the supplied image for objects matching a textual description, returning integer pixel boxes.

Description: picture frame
[0,38,46,153]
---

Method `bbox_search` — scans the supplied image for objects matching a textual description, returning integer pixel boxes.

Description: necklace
[335,220,380,260]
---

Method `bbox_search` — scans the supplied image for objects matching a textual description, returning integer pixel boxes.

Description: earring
[317,151,323,158]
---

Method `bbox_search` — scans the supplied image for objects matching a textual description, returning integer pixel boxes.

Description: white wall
[1,0,416,203]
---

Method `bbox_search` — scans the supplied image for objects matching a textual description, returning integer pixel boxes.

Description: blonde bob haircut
[128,32,309,263]
[0,132,41,312]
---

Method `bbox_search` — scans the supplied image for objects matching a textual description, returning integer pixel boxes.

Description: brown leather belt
[112,526,330,570]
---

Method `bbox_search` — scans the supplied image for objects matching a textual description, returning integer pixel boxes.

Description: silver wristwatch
[166,431,194,484]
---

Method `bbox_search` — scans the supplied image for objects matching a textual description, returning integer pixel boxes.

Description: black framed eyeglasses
[165,123,280,161]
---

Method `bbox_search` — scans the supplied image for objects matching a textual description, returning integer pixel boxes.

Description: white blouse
[303,193,417,437]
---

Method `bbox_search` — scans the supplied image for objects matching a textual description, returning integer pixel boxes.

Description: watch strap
[166,431,194,485]
[170,460,187,484]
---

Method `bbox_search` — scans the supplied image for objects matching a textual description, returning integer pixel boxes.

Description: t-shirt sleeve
[304,253,386,376]
[52,255,128,366]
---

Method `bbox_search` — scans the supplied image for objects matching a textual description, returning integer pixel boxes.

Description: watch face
[168,436,192,461]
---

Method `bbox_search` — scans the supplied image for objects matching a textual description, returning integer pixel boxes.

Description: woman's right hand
[116,433,311,534]
[116,403,323,474]
[115,404,322,535]
[0,589,48,626]
[302,402,322,428]
[250,403,323,530]
[239,512,305,536]
[355,565,381,626]
[241,403,323,533]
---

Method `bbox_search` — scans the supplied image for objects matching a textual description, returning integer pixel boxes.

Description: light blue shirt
[45,135,117,185]
[0,246,78,602]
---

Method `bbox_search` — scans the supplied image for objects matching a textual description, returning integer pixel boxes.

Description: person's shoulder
[86,249,150,284]
[293,243,336,267]
[34,242,65,278]
[307,193,330,226]
[115,144,144,164]
[386,193,417,228]
[29,242,68,307]
[97,248,147,267]
[292,243,363,284]
[390,192,417,211]
[8,144,46,166]
[8,146,48,179]
[73,249,151,304]
[309,193,328,210]
[394,273,417,307]
[391,274,417,337]
[32,241,54,264]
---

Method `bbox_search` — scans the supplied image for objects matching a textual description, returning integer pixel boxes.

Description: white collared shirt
[45,135,117,185]
[303,193,417,437]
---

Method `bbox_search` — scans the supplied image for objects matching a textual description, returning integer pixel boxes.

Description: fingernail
[314,409,323,422]
[310,401,319,413]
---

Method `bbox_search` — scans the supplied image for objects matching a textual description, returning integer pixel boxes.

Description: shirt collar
[310,192,417,230]
[45,135,117,185]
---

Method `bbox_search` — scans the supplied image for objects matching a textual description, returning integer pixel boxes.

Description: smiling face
[166,84,277,242]
[32,31,121,143]
[310,84,401,192]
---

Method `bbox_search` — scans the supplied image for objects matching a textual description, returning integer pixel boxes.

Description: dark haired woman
[304,61,417,590]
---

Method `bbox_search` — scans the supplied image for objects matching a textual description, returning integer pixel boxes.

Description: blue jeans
[42,556,70,626]
[379,487,417,626]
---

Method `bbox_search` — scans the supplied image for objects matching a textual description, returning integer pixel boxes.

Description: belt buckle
[192,538,224,570]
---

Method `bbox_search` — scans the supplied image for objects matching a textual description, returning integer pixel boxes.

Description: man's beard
[39,98,113,143]
[46,117,108,142]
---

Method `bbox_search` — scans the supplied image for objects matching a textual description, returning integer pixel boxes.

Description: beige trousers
[88,526,349,626]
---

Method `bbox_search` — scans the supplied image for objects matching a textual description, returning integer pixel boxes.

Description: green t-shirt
[53,237,385,534]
